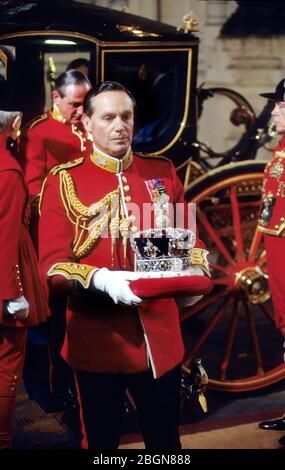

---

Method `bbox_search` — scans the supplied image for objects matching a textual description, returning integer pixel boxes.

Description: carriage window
[43,51,91,109]
[0,36,94,124]
[103,50,190,153]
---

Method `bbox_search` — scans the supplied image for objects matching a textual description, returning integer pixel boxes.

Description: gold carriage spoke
[197,207,236,266]
[184,296,232,367]
[218,297,240,381]
[242,299,265,376]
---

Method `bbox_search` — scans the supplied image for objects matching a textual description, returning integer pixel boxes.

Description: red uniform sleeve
[24,128,48,199]
[0,170,25,300]
[38,173,77,294]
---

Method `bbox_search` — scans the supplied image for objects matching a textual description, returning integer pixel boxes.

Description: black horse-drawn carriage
[1,0,284,394]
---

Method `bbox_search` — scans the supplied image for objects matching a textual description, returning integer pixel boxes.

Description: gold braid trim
[58,170,119,259]
[189,248,210,277]
[47,262,98,288]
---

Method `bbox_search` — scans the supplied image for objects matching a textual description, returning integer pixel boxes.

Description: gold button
[14,375,17,379]
[122,176,128,183]
[83,146,86,151]
[125,196,132,202]
[123,185,130,192]
[74,126,77,130]
[11,387,15,391]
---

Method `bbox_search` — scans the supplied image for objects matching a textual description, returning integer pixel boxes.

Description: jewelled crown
[130,227,197,273]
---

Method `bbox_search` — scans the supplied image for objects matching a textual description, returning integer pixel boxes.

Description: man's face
[53,83,90,125]
[271,101,285,134]
[83,90,134,158]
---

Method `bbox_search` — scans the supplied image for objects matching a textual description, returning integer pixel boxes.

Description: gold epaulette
[135,152,171,163]
[27,113,49,130]
[47,262,98,288]
[50,157,84,175]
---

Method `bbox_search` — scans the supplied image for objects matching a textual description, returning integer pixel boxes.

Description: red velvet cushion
[130,275,212,299]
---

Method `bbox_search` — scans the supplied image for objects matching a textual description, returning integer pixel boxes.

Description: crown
[130,227,197,273]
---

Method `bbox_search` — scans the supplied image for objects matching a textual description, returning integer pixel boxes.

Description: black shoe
[279,434,285,446]
[259,416,285,431]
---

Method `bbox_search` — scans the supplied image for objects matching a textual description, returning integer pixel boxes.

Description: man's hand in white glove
[5,295,29,320]
[176,266,205,309]
[93,268,143,306]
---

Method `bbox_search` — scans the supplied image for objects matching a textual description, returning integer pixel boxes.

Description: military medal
[145,177,170,228]
[269,161,284,179]
[258,193,276,227]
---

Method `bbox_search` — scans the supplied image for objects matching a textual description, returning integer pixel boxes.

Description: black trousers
[75,364,182,449]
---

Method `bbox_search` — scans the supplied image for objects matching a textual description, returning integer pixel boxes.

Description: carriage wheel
[197,86,256,162]
[182,161,285,392]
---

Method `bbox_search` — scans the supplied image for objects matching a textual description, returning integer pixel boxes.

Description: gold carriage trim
[47,262,98,288]
[189,248,210,276]
[257,220,285,237]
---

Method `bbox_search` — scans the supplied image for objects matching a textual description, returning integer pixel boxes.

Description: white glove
[176,266,205,308]
[5,295,29,320]
[93,268,143,306]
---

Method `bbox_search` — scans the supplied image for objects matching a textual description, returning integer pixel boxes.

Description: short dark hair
[83,81,136,117]
[55,70,91,98]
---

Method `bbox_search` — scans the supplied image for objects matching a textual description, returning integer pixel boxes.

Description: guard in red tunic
[20,69,92,202]
[39,81,210,449]
[0,98,50,448]
[257,79,285,442]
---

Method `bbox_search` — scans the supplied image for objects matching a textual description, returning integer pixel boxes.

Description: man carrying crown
[38,81,211,449]
[257,79,285,445]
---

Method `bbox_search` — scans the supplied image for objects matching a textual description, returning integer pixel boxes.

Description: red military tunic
[258,135,285,329]
[20,109,92,199]
[39,148,207,378]
[0,134,50,326]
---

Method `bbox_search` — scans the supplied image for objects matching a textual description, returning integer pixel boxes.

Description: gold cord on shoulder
[58,170,120,258]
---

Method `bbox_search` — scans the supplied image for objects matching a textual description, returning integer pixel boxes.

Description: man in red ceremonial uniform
[39,81,210,449]
[0,92,50,448]
[21,69,92,201]
[257,79,285,446]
